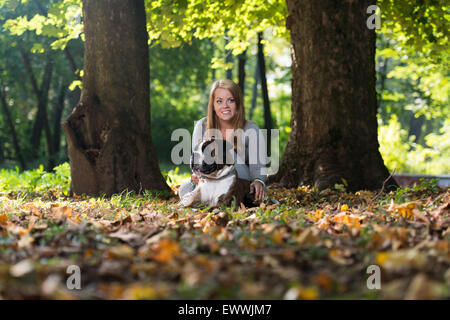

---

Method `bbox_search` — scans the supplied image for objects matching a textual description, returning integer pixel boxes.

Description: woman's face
[213,88,237,123]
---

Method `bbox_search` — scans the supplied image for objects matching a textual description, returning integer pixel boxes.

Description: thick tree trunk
[273,0,398,191]
[238,50,247,96]
[62,0,169,196]
[257,32,273,153]
[0,84,26,170]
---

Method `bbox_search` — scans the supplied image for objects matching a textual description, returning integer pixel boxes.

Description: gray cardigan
[192,117,268,185]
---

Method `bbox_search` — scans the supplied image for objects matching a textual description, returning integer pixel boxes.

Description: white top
[192,117,268,185]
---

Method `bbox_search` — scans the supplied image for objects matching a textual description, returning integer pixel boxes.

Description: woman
[179,79,268,202]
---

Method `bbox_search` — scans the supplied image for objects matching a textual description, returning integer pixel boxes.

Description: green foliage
[0,0,448,177]
[376,34,449,122]
[161,167,191,187]
[0,161,190,196]
[378,116,450,174]
[149,39,214,163]
[146,0,288,53]
[4,0,82,50]
[376,20,449,175]
[394,178,440,200]
[379,0,449,62]
[0,162,71,194]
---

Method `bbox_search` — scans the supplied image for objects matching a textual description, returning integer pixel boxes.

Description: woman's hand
[250,180,265,201]
[191,172,199,184]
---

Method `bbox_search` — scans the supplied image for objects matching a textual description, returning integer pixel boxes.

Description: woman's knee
[178,180,196,199]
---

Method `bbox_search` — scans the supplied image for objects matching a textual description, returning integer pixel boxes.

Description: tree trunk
[238,50,247,96]
[376,57,388,109]
[31,56,53,155]
[0,84,27,170]
[273,0,398,192]
[249,58,260,120]
[62,0,169,196]
[18,45,55,169]
[408,113,424,143]
[257,32,273,154]
[225,33,233,80]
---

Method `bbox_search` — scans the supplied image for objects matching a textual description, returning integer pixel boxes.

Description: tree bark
[62,0,169,196]
[257,32,273,153]
[273,0,398,191]
[0,84,26,170]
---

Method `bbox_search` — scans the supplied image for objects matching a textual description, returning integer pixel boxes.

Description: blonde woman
[178,79,268,202]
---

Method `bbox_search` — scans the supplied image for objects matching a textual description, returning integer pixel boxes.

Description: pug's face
[191,138,235,178]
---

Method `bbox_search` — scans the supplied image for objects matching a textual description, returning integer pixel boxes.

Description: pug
[178,137,254,208]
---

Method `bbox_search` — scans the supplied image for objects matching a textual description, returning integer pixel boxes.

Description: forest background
[0,0,448,180]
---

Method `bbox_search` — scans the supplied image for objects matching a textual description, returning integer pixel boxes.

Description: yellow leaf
[272,229,284,244]
[285,286,319,300]
[376,252,388,265]
[341,204,349,212]
[299,286,319,300]
[377,249,427,270]
[122,285,157,300]
[150,239,181,263]
[307,209,323,222]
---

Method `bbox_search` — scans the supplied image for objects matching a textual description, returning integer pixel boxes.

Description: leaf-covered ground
[0,180,449,300]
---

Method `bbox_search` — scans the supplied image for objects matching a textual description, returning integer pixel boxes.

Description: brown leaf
[109,228,143,246]
[0,213,8,225]
[50,206,73,221]
[106,245,135,260]
[295,228,320,246]
[404,274,440,300]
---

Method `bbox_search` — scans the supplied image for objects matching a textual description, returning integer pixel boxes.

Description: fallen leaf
[10,259,34,277]
[0,214,8,225]
[106,245,135,260]
[376,249,427,270]
[295,228,320,246]
[150,239,181,263]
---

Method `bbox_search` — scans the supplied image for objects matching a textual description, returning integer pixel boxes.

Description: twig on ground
[370,167,397,203]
